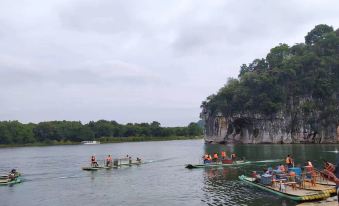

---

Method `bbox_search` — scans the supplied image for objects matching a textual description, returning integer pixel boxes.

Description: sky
[0,0,339,126]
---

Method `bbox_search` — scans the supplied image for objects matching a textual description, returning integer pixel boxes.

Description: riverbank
[0,136,203,148]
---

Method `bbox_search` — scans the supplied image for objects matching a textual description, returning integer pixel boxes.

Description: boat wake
[323,150,339,153]
[251,159,283,163]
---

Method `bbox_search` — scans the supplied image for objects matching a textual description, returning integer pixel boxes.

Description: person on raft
[305,160,313,167]
[285,154,294,168]
[106,155,113,167]
[8,169,18,180]
[136,157,142,163]
[213,153,219,162]
[221,151,227,160]
[203,154,212,164]
[231,153,237,161]
[91,155,99,167]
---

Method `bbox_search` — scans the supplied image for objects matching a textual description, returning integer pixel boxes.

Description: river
[0,139,338,206]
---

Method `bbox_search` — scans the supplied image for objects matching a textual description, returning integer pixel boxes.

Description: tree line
[0,120,203,145]
[202,24,339,126]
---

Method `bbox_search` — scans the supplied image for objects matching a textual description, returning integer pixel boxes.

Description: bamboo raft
[186,160,251,169]
[82,159,143,171]
[239,175,333,201]
[0,174,22,186]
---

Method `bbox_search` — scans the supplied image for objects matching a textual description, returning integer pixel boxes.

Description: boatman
[91,155,99,167]
[285,155,293,168]
[106,155,113,167]
[8,169,18,180]
[129,156,132,165]
[203,154,210,164]
[221,151,227,159]
[231,153,237,161]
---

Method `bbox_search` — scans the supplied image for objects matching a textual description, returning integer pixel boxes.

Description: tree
[305,24,333,46]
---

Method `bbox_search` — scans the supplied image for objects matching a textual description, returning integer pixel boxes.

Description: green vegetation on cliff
[202,24,339,124]
[0,120,203,145]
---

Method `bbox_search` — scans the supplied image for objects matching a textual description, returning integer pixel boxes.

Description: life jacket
[204,154,209,160]
[308,161,313,167]
[289,171,296,177]
[221,151,226,158]
[213,154,218,159]
[285,157,291,164]
[91,156,96,162]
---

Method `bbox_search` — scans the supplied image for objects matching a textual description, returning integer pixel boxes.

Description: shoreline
[0,136,203,148]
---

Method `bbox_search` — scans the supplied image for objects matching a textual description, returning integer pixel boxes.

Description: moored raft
[186,160,250,169]
[239,175,331,202]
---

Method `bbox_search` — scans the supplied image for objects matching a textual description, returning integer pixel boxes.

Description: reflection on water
[0,140,339,206]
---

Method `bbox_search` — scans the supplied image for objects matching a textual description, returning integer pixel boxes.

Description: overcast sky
[0,0,338,126]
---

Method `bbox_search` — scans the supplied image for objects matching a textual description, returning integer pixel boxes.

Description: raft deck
[239,175,331,201]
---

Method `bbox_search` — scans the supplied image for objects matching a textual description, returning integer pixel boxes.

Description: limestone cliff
[201,96,339,144]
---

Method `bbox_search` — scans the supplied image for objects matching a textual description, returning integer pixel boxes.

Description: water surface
[0,140,338,206]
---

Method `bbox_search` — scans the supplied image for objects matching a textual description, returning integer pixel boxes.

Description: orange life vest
[289,171,296,177]
[285,157,291,164]
[213,154,218,159]
[221,151,226,158]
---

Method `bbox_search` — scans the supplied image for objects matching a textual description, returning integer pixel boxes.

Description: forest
[0,120,203,145]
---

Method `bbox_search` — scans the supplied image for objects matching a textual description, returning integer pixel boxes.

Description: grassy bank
[0,136,203,148]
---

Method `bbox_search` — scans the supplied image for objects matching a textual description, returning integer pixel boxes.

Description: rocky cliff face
[201,97,339,144]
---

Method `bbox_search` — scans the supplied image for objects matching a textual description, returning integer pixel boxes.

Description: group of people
[203,151,237,163]
[252,155,318,190]
[90,154,142,167]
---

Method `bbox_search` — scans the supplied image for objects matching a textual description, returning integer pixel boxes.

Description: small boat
[81,141,100,145]
[186,160,250,169]
[239,175,331,202]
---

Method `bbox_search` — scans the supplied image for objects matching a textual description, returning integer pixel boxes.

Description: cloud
[0,0,339,126]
